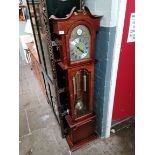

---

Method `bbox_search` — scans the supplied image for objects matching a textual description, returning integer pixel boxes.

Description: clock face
[69,25,91,62]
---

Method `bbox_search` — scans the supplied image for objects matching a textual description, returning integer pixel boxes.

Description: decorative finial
[79,0,85,11]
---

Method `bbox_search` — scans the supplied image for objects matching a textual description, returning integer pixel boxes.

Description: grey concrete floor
[19,58,135,155]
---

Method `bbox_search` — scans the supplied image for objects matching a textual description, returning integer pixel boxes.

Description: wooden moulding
[49,6,101,69]
[65,114,98,151]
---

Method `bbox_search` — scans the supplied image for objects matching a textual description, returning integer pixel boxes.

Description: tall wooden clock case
[50,7,101,150]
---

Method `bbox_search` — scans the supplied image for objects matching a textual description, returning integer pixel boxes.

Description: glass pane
[69,25,91,62]
[73,69,90,119]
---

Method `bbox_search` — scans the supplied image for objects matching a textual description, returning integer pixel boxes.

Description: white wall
[104,0,127,137]
[85,0,120,27]
[85,0,126,138]
[19,21,27,60]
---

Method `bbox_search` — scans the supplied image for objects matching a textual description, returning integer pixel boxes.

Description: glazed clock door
[69,25,91,63]
[72,69,90,119]
[68,65,94,120]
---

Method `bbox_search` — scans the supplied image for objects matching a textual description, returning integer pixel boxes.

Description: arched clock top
[49,6,101,35]
[49,7,101,21]
[49,7,77,21]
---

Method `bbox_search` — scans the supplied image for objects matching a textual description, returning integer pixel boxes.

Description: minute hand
[76,46,84,53]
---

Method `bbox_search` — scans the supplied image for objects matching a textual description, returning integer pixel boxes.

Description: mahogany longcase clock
[50,6,101,151]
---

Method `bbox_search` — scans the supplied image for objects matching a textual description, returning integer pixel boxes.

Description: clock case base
[66,133,97,151]
[65,114,97,151]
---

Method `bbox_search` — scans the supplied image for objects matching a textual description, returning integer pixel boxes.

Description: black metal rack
[26,0,80,137]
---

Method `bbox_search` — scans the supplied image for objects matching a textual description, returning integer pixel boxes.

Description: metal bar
[83,74,86,92]
[31,0,48,73]
[73,77,76,95]
[26,0,41,64]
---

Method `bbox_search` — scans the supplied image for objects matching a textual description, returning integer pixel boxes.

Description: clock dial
[69,25,91,62]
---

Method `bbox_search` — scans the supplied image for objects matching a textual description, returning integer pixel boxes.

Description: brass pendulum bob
[75,99,84,111]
